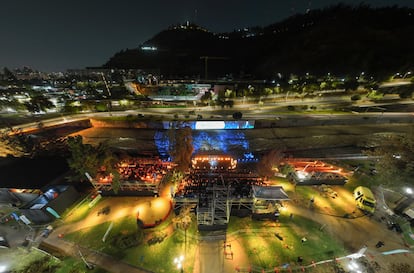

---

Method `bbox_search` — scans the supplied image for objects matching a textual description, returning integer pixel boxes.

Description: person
[309,196,315,209]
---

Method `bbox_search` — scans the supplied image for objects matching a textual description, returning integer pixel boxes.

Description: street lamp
[394,187,414,205]
[0,264,9,273]
[173,255,184,272]
[347,260,362,273]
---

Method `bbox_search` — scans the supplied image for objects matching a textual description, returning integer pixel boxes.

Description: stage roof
[252,185,289,200]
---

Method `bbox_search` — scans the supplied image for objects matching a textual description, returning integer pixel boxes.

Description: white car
[0,236,9,248]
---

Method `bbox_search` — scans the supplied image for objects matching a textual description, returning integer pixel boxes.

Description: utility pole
[78,248,94,270]
[101,72,112,115]
[101,72,112,97]
[199,56,228,80]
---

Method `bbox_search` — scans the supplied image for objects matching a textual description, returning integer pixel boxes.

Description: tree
[0,97,25,112]
[351,94,361,101]
[364,132,414,187]
[100,150,121,194]
[3,67,17,82]
[344,78,359,91]
[63,101,82,113]
[168,124,193,172]
[232,112,242,119]
[66,136,100,182]
[66,136,119,187]
[399,88,413,99]
[279,163,295,176]
[257,149,285,177]
[200,90,212,105]
[0,129,28,157]
[24,93,55,113]
[11,256,59,273]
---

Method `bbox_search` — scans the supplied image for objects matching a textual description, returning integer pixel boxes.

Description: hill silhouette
[103,4,414,80]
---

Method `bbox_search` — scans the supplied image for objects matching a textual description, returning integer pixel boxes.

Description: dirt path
[197,241,224,273]
[222,236,251,273]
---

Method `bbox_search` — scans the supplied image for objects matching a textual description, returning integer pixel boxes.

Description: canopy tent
[252,185,289,201]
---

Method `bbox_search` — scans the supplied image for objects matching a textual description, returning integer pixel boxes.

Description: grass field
[63,205,347,273]
[64,214,198,273]
[227,213,347,270]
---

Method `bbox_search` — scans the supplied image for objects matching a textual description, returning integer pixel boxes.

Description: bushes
[12,256,59,273]
[232,112,243,119]
[351,94,361,101]
[112,230,144,249]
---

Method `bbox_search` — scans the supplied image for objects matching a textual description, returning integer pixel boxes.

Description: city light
[173,255,184,271]
[348,260,359,271]
[195,121,225,130]
[0,264,9,273]
[296,171,308,180]
[141,46,157,51]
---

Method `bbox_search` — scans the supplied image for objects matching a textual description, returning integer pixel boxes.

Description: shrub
[351,94,361,101]
[112,230,144,249]
[232,112,242,119]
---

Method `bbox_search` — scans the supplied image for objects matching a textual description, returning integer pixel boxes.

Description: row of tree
[64,123,194,192]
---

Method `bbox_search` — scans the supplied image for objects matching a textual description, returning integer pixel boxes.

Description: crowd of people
[117,158,172,184]
[174,169,265,205]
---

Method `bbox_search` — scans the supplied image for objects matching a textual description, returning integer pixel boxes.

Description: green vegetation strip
[0,248,108,273]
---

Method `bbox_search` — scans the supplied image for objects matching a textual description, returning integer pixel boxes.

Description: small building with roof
[0,156,80,224]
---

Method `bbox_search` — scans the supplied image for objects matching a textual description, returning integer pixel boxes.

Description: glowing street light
[296,170,308,181]
[173,255,184,272]
[394,187,413,204]
[347,260,361,273]
[0,264,9,273]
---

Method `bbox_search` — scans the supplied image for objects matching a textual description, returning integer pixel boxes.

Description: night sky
[1,0,413,72]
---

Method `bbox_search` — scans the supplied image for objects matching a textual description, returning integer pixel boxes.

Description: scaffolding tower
[197,175,231,228]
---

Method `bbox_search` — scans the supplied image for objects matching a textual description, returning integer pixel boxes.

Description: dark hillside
[104,5,414,79]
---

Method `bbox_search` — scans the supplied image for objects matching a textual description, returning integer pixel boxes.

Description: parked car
[0,235,10,248]
[387,220,403,233]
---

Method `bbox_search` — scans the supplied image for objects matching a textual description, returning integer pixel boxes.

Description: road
[2,93,414,134]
